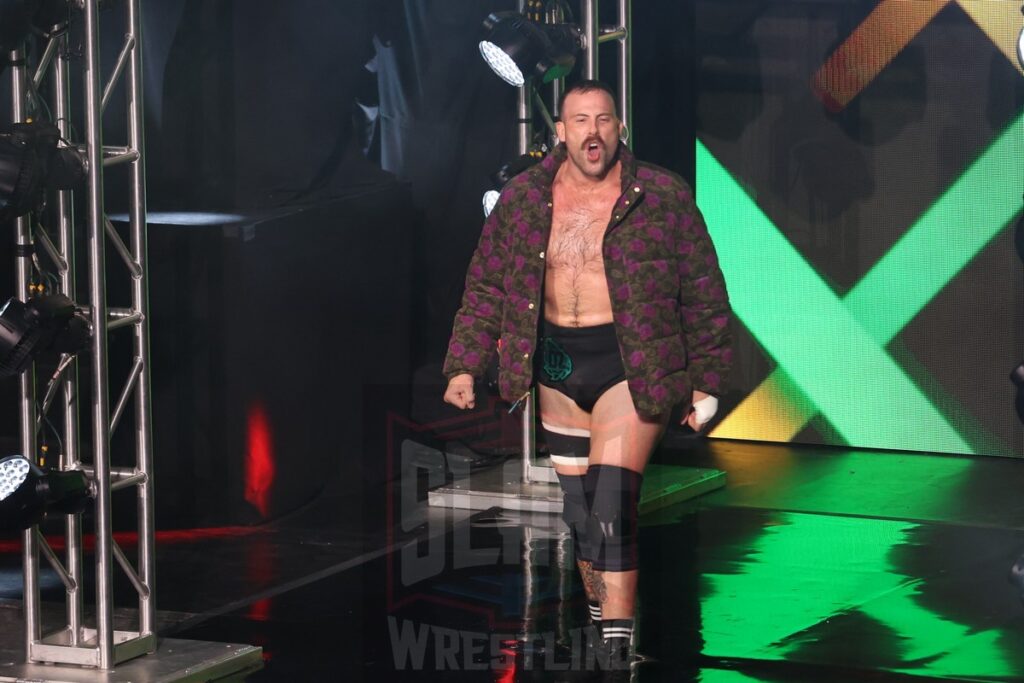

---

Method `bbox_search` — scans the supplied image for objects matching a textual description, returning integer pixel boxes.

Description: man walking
[443,79,732,668]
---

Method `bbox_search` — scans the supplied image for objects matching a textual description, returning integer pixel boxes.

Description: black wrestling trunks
[536,319,627,413]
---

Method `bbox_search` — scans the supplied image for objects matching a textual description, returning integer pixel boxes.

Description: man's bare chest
[548,192,619,271]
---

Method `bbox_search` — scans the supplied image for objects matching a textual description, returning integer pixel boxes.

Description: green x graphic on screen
[696,111,1024,454]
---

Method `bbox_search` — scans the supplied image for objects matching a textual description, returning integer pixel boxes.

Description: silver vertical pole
[551,79,564,121]
[53,32,85,647]
[10,46,42,654]
[82,0,115,668]
[521,387,537,481]
[517,0,537,474]
[517,86,533,154]
[617,0,632,149]
[517,0,534,154]
[581,0,599,79]
[547,2,566,121]
[126,0,157,639]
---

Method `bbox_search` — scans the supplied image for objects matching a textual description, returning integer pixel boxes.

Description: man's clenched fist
[443,373,476,410]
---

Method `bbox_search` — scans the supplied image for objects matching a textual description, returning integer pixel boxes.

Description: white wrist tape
[692,395,719,425]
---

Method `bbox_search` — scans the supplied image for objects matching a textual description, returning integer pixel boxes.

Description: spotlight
[482,190,500,218]
[0,454,90,532]
[0,293,90,379]
[0,120,85,224]
[479,12,583,87]
[481,151,546,217]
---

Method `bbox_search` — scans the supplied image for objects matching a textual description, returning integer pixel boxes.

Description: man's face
[556,89,622,180]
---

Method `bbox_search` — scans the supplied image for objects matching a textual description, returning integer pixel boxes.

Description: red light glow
[245,401,276,518]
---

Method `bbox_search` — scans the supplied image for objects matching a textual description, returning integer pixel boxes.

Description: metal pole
[546,2,566,121]
[516,0,537,478]
[517,0,534,153]
[521,388,537,482]
[53,31,85,647]
[10,45,42,655]
[126,0,157,639]
[82,0,116,668]
[551,78,564,122]
[581,0,599,79]
[617,0,632,149]
[517,87,533,155]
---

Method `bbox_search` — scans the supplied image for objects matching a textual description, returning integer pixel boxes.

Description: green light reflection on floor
[858,589,1012,678]
[696,670,766,683]
[700,513,916,659]
[699,511,1018,678]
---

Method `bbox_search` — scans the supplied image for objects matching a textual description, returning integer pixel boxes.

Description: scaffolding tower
[3,2,259,679]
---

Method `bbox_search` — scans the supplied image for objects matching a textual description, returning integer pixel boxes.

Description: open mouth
[585,140,602,163]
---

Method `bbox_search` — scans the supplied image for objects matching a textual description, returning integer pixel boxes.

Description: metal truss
[8,0,155,669]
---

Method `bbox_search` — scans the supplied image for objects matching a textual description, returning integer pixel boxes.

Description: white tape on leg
[693,395,719,425]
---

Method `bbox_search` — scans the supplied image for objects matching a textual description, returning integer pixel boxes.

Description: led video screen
[696,1,1024,457]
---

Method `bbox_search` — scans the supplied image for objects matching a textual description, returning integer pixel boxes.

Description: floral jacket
[443,143,732,418]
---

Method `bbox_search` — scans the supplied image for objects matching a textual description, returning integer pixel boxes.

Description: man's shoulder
[510,160,549,189]
[633,160,694,199]
[485,166,546,229]
[492,163,547,209]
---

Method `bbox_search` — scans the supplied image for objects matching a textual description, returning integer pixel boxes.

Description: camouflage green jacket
[443,143,732,418]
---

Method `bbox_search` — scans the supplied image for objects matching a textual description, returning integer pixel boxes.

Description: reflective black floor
[5,438,1024,682]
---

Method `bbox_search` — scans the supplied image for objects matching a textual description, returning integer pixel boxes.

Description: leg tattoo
[578,560,599,601]
[591,568,608,605]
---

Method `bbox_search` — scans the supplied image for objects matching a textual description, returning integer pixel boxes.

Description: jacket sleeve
[442,198,508,380]
[675,186,733,396]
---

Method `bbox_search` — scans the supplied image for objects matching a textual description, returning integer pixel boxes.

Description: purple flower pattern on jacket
[443,143,732,418]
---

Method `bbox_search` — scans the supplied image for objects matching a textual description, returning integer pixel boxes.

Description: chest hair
[549,204,607,273]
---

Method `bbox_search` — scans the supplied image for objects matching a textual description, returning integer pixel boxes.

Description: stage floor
[3,438,1024,681]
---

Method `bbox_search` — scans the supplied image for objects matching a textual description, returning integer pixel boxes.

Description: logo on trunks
[541,336,573,382]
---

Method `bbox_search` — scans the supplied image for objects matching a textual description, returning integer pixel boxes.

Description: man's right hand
[443,373,476,410]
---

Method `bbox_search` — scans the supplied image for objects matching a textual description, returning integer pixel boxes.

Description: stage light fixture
[479,12,583,87]
[0,120,85,224]
[482,190,500,218]
[0,454,90,532]
[0,293,89,379]
[481,151,546,217]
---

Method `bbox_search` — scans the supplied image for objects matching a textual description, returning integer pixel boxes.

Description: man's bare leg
[588,381,667,620]
[537,384,604,609]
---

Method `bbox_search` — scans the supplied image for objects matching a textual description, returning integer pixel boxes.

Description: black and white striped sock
[601,617,634,645]
[587,600,602,625]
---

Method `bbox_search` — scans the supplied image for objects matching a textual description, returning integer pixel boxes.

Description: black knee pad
[556,471,593,563]
[584,464,643,572]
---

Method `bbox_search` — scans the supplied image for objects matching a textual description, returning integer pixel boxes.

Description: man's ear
[555,121,566,144]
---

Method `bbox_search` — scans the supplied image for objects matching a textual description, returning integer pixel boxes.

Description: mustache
[582,135,604,149]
